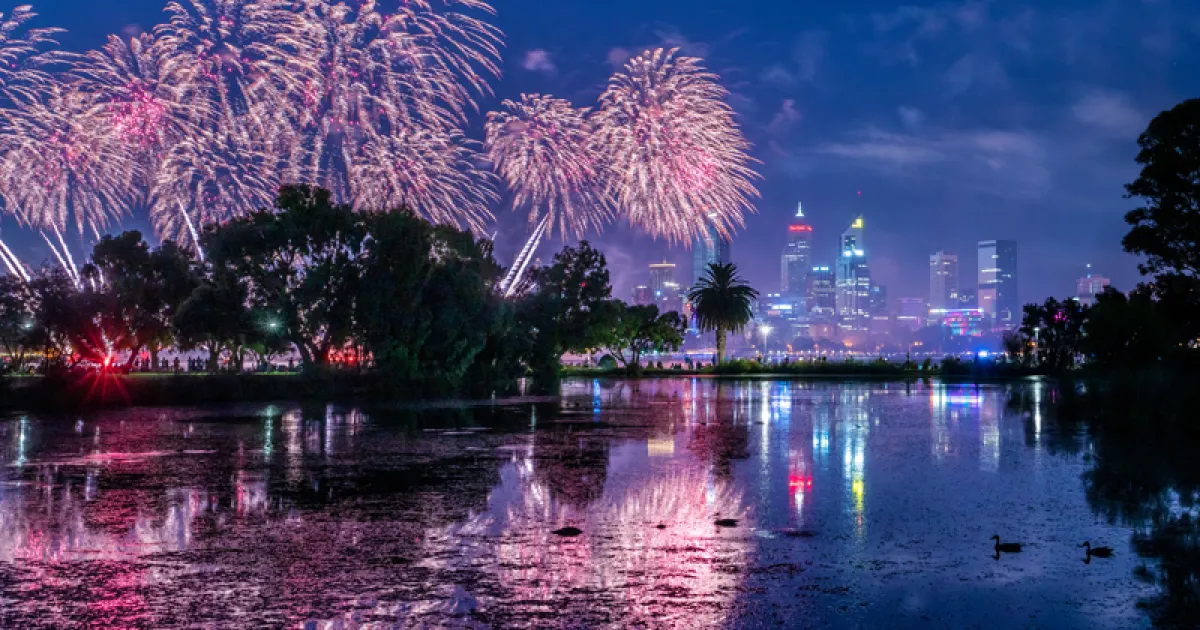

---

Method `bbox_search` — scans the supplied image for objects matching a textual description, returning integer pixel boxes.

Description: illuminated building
[692,223,732,288]
[781,203,813,295]
[649,261,676,295]
[869,283,887,316]
[895,297,925,331]
[956,287,977,309]
[836,216,871,333]
[631,285,653,306]
[931,308,985,337]
[1076,264,1111,306]
[649,261,685,314]
[805,266,836,321]
[929,251,959,310]
[977,240,1018,328]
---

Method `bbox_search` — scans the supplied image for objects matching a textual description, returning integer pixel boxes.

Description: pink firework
[485,94,611,239]
[0,5,67,104]
[284,0,501,207]
[156,0,313,133]
[0,85,136,237]
[350,128,496,234]
[591,48,760,245]
[150,118,280,244]
[72,34,209,191]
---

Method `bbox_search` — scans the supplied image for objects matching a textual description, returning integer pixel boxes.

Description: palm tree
[687,262,759,365]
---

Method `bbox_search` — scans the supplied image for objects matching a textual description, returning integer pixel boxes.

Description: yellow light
[852,217,864,229]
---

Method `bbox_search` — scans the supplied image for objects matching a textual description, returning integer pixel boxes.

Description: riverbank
[1,360,1050,412]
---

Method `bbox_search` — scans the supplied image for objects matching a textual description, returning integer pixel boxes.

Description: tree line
[0,185,701,394]
[1006,98,1200,371]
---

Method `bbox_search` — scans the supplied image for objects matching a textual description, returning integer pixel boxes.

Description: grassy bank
[563,358,1046,380]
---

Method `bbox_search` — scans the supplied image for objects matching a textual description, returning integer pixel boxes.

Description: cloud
[815,127,1049,199]
[606,47,632,68]
[768,99,802,135]
[522,49,556,74]
[654,28,710,57]
[898,107,924,129]
[1071,90,1145,136]
[943,53,1010,94]
[760,64,796,86]
[792,30,827,82]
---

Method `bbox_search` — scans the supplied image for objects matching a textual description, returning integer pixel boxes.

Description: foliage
[687,262,758,365]
[600,302,686,374]
[1080,287,1172,367]
[354,209,509,393]
[520,241,613,386]
[0,276,33,371]
[1018,298,1088,371]
[1123,98,1200,280]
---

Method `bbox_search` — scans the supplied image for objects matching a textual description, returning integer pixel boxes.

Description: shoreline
[1,368,1050,413]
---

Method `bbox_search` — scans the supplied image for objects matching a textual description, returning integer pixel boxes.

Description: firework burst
[0,85,136,237]
[592,48,759,245]
[486,94,611,239]
[156,0,313,134]
[150,118,279,244]
[350,128,495,233]
[0,5,68,104]
[72,33,209,190]
[285,0,501,205]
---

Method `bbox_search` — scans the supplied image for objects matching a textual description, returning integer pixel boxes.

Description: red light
[788,474,812,489]
[788,225,813,233]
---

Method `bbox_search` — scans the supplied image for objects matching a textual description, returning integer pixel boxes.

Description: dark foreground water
[0,379,1179,628]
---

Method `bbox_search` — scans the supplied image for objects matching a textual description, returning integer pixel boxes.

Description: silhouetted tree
[687,262,758,364]
[600,302,686,374]
[521,241,612,386]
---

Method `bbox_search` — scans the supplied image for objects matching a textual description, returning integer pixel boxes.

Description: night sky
[9,0,1200,304]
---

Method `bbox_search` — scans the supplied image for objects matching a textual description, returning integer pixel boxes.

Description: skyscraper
[836,216,871,333]
[631,286,653,306]
[929,251,959,311]
[1076,264,1112,306]
[805,266,836,319]
[649,261,676,295]
[977,240,1019,327]
[781,203,813,295]
[692,224,732,288]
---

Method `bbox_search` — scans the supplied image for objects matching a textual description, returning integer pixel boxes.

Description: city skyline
[0,0,1190,309]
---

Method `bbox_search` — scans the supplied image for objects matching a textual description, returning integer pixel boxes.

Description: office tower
[869,284,888,316]
[895,297,926,331]
[781,203,813,295]
[929,251,959,310]
[631,286,653,306]
[977,240,1019,327]
[836,216,871,332]
[1076,264,1111,306]
[805,266,836,319]
[649,261,676,295]
[956,288,978,309]
[692,224,732,287]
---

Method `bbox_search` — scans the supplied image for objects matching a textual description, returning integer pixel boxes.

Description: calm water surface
[0,379,1164,628]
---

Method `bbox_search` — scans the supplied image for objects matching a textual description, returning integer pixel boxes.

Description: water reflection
[0,380,1166,627]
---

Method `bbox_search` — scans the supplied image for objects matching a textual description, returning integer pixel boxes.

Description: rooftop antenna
[796,202,804,218]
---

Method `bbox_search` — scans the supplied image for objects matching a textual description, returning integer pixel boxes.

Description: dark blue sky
[9,0,1200,303]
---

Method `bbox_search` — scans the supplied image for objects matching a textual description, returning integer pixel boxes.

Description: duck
[991,534,1022,553]
[714,518,739,528]
[551,527,583,537]
[1080,541,1114,558]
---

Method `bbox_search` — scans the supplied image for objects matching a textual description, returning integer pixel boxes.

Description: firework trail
[350,128,495,233]
[150,120,280,243]
[285,0,501,209]
[0,85,136,239]
[592,48,759,245]
[486,94,611,240]
[0,5,68,104]
[72,33,208,191]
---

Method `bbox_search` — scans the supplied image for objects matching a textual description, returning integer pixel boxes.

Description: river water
[0,379,1171,628]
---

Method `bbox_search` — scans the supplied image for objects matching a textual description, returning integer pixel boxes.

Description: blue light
[977,350,990,359]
